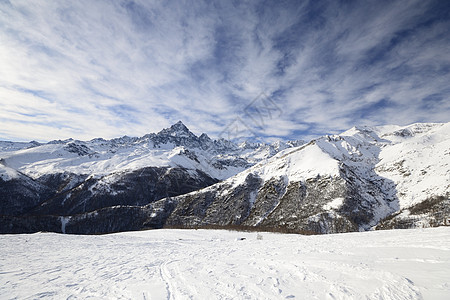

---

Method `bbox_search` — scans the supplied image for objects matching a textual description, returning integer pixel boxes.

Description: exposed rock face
[376,194,450,230]
[161,174,358,234]
[154,165,395,234]
[257,176,356,234]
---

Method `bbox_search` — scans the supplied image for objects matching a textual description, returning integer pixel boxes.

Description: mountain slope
[0,121,302,181]
[142,122,449,234]
[0,121,302,220]
[0,122,448,234]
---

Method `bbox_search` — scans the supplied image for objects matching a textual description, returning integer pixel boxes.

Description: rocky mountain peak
[151,121,205,149]
[199,133,211,141]
[171,120,189,131]
[158,121,193,137]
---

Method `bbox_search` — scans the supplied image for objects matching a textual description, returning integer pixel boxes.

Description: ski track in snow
[1,227,450,299]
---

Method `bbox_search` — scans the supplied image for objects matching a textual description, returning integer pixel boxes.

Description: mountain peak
[168,121,191,134]
[157,121,195,138]
[199,133,211,141]
[172,120,188,130]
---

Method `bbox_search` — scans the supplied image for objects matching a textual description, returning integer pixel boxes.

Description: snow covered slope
[1,227,449,299]
[0,122,448,234]
[0,121,302,217]
[145,122,450,233]
[0,121,302,181]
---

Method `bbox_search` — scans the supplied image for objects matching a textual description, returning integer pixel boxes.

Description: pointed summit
[199,133,211,141]
[158,121,191,136]
[170,120,189,132]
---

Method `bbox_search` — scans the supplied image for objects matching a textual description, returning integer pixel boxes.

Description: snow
[197,122,449,227]
[0,132,299,182]
[0,141,40,152]
[1,122,448,232]
[323,197,345,210]
[320,122,450,213]
[229,142,340,189]
[1,227,449,299]
[264,143,340,182]
[3,122,446,211]
[0,164,19,181]
[375,122,450,209]
[0,143,172,179]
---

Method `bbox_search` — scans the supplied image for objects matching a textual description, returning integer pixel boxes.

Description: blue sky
[0,0,449,142]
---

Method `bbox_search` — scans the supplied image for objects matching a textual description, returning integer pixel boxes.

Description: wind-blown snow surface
[1,227,449,299]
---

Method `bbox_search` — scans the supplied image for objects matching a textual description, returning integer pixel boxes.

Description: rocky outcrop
[376,194,450,230]
[155,165,395,234]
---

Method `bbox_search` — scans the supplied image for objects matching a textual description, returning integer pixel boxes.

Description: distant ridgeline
[0,122,449,234]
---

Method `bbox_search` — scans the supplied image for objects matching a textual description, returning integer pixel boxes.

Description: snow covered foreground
[1,228,450,299]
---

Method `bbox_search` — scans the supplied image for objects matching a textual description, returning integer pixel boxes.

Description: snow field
[1,227,449,299]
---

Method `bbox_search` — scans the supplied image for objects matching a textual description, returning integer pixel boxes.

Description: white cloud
[0,0,448,142]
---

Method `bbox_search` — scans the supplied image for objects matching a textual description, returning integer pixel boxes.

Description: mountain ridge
[0,120,304,181]
[0,121,304,223]
[0,121,448,234]
[141,122,449,233]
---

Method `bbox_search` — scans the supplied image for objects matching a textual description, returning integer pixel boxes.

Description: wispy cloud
[0,0,448,142]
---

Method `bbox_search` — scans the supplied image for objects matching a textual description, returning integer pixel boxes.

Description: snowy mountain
[0,121,302,182]
[151,122,449,233]
[0,122,448,234]
[0,121,303,228]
